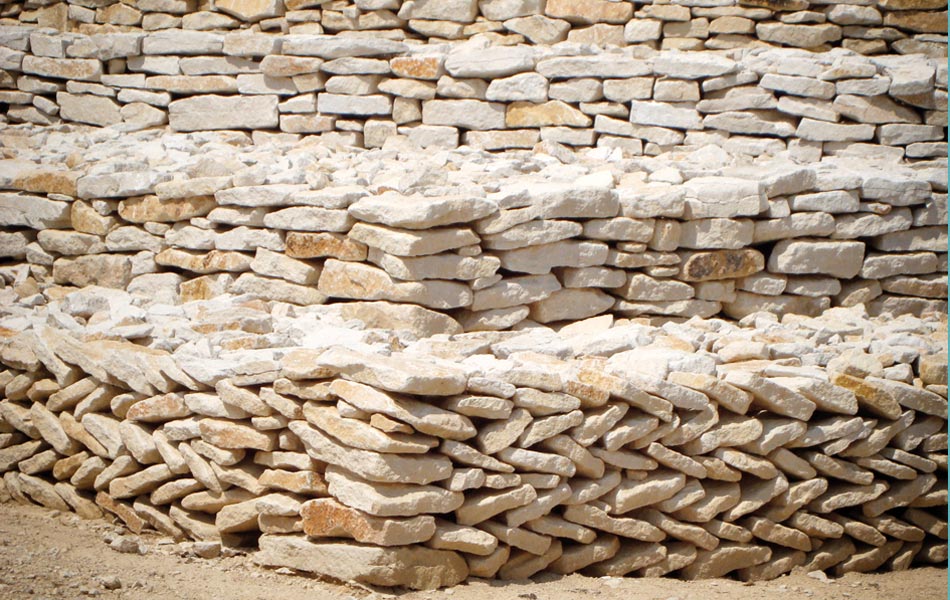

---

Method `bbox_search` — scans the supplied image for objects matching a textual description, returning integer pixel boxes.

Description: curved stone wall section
[0,287,946,588]
[5,0,948,56]
[1,30,947,155]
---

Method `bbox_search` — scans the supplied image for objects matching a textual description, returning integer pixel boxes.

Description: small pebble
[97,575,122,590]
[807,570,831,583]
[109,536,144,555]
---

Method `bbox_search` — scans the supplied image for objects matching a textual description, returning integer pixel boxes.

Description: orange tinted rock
[390,56,445,80]
[301,498,436,545]
[285,231,368,260]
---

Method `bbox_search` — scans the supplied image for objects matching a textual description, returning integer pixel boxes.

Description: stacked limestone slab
[1,27,946,152]
[4,0,947,56]
[0,126,946,326]
[0,282,946,588]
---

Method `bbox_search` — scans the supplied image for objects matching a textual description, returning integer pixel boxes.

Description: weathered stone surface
[545,0,633,23]
[724,372,815,421]
[169,95,278,131]
[768,239,865,279]
[0,193,71,229]
[497,240,609,274]
[682,177,766,219]
[456,484,537,526]
[256,535,467,589]
[350,194,497,230]
[679,249,765,282]
[215,0,283,21]
[339,302,462,337]
[349,223,479,257]
[57,93,121,127]
[755,23,842,48]
[23,56,102,81]
[304,403,433,454]
[629,100,702,130]
[323,352,469,400]
[507,101,592,128]
[537,56,651,79]
[422,100,506,130]
[325,466,463,518]
[282,36,407,59]
[290,421,452,485]
[318,260,473,309]
[119,196,216,223]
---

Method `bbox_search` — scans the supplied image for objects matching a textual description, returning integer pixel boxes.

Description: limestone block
[422,99,507,130]
[169,95,278,131]
[768,239,865,279]
[256,535,467,589]
[445,46,535,79]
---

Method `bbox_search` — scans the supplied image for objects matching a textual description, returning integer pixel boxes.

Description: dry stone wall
[1,27,947,154]
[0,127,946,326]
[0,284,947,588]
[0,0,947,590]
[0,122,947,588]
[3,0,948,56]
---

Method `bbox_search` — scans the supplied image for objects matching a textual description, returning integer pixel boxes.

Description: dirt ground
[0,502,945,600]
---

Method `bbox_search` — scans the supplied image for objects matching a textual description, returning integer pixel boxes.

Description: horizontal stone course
[0,29,945,158]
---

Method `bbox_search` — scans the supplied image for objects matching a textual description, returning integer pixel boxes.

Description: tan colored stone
[724,371,815,420]
[216,0,283,21]
[506,100,592,128]
[563,503,664,541]
[198,419,276,451]
[256,535,468,589]
[318,259,473,309]
[290,421,452,485]
[667,372,753,414]
[349,222,479,257]
[479,520,552,555]
[304,403,435,454]
[30,402,80,455]
[455,483,537,526]
[285,232,367,261]
[440,440,516,473]
[125,393,191,423]
[329,378,474,437]
[829,372,902,420]
[427,519,499,555]
[476,407,533,454]
[156,248,252,274]
[109,464,175,500]
[119,195,216,223]
[545,0,633,23]
[681,543,772,579]
[585,541,668,576]
[301,497,436,545]
[391,56,445,80]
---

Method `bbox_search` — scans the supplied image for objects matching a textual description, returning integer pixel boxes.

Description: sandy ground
[0,502,945,600]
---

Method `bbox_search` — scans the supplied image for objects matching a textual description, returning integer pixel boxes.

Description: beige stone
[545,0,633,24]
[318,259,472,309]
[289,421,452,485]
[455,483,537,526]
[681,543,772,579]
[585,541,668,576]
[303,403,435,454]
[301,497,436,545]
[328,379,474,437]
[256,535,467,589]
